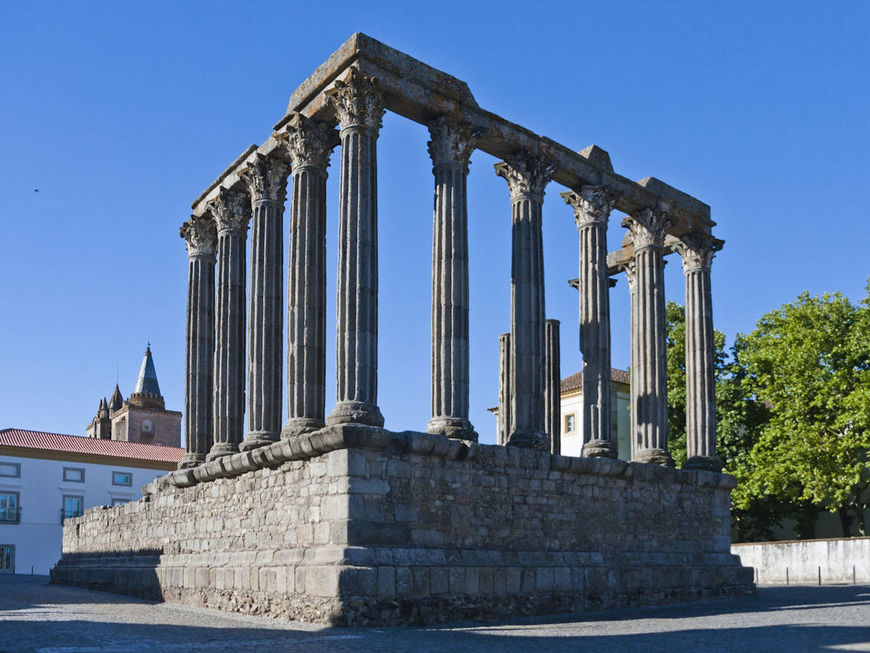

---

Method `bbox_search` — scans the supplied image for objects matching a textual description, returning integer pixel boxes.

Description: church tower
[86,346,182,447]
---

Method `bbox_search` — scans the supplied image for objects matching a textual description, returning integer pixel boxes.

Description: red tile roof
[0,428,184,464]
[561,368,630,393]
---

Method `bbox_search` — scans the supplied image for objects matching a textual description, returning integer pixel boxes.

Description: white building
[558,368,631,459]
[0,428,182,575]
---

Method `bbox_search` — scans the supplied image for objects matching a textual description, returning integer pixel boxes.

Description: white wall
[733,537,870,584]
[0,455,167,575]
[559,390,630,459]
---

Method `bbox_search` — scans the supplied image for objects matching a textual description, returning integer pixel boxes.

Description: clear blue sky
[1,1,868,444]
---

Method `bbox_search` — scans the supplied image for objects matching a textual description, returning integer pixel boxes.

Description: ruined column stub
[495,152,554,450]
[207,189,250,461]
[497,333,512,446]
[239,154,290,451]
[562,186,620,459]
[326,68,386,428]
[278,116,340,438]
[179,215,217,469]
[623,207,674,467]
[675,233,724,472]
[544,319,560,455]
[426,116,481,441]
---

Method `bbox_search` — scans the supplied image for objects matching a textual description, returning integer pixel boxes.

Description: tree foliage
[664,285,870,539]
[731,287,870,536]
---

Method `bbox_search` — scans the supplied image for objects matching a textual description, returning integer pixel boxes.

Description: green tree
[733,287,870,535]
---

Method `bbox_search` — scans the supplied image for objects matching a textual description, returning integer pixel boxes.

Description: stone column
[497,333,512,446]
[239,154,290,450]
[562,186,619,459]
[426,116,480,441]
[495,153,554,450]
[206,189,250,460]
[326,68,385,427]
[675,234,723,471]
[279,117,340,438]
[544,318,560,455]
[179,215,216,469]
[623,208,674,467]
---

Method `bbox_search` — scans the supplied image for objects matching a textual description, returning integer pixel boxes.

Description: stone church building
[86,347,181,447]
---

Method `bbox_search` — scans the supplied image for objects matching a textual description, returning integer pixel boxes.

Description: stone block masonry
[53,426,754,625]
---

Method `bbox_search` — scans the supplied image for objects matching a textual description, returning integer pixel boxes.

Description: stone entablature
[53,428,752,625]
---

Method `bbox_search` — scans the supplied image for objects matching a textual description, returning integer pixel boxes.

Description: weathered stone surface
[495,153,554,450]
[426,117,479,442]
[563,186,618,459]
[54,427,752,627]
[624,208,674,467]
[206,189,250,461]
[178,216,217,469]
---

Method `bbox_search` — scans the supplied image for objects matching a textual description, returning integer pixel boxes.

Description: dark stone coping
[146,425,735,497]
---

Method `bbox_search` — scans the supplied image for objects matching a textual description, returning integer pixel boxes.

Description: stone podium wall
[52,426,753,625]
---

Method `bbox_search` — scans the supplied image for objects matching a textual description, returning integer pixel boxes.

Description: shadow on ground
[1,576,869,652]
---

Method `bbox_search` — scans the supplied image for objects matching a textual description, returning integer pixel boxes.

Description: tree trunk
[838,507,853,537]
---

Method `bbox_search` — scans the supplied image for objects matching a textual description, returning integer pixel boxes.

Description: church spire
[134,345,161,396]
[108,384,124,412]
[129,345,165,409]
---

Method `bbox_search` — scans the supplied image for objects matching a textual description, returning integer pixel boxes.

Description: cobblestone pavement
[1,576,869,652]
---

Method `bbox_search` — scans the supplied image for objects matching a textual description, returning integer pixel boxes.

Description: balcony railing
[0,508,21,524]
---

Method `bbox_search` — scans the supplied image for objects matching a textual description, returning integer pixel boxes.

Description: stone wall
[52,425,753,625]
[733,537,870,585]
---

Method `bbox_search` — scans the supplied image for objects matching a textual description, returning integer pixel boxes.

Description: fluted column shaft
[427,117,479,440]
[495,154,554,450]
[497,333,512,446]
[280,118,339,437]
[624,208,674,467]
[179,216,216,469]
[240,154,289,450]
[544,318,560,454]
[326,69,385,427]
[678,236,723,471]
[562,186,618,459]
[207,190,249,460]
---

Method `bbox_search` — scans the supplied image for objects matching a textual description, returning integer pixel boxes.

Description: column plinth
[676,234,723,472]
[240,154,289,451]
[179,216,217,469]
[326,69,385,428]
[495,153,554,450]
[562,186,619,459]
[278,117,339,438]
[206,189,250,461]
[426,116,480,441]
[624,208,674,468]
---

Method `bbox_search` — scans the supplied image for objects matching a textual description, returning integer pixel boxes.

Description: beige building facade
[559,369,630,459]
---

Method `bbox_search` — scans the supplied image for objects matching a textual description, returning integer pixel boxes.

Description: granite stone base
[51,425,754,625]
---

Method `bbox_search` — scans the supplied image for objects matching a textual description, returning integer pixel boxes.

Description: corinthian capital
[494,152,555,201]
[207,188,250,234]
[427,116,483,172]
[327,67,385,131]
[240,154,290,203]
[278,116,340,172]
[180,215,217,258]
[561,185,620,229]
[674,233,723,273]
[623,207,670,251]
